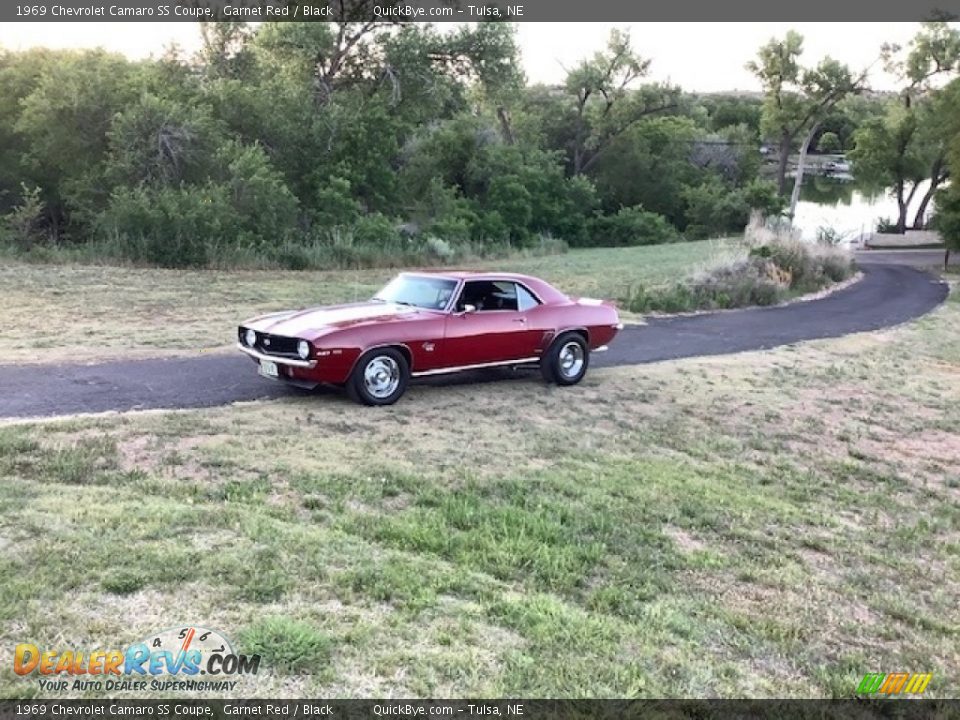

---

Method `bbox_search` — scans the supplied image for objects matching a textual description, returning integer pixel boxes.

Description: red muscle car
[237,272,622,405]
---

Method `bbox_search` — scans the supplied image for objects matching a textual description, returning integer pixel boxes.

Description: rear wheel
[347,348,410,405]
[540,332,589,386]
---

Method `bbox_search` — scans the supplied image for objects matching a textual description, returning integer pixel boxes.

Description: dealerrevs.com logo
[14,626,261,693]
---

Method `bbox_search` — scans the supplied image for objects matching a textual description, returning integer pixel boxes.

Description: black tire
[540,332,590,386]
[346,348,410,405]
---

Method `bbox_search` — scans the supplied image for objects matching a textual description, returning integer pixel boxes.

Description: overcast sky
[0,22,922,92]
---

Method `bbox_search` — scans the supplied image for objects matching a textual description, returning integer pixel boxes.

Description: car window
[516,284,540,312]
[374,275,457,310]
[458,281,519,312]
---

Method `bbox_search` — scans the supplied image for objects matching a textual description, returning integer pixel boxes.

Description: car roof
[403,270,536,282]
[400,270,569,303]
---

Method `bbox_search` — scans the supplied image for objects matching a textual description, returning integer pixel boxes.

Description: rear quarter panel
[535,300,620,351]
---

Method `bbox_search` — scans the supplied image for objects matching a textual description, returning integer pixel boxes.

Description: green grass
[0,283,957,698]
[239,617,333,675]
[0,240,733,364]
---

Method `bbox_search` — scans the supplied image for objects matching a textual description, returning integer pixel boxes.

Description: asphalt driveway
[0,261,949,419]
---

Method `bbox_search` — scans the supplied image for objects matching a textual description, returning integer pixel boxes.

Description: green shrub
[876,217,900,234]
[93,142,299,267]
[424,235,456,261]
[815,226,848,246]
[817,131,842,154]
[752,239,813,285]
[239,617,332,674]
[681,178,750,239]
[102,572,146,595]
[742,179,786,218]
[820,250,854,282]
[933,186,960,253]
[96,184,237,267]
[217,141,299,246]
[588,206,677,247]
[312,176,363,228]
[351,213,402,246]
[627,234,854,314]
[4,184,48,250]
[628,257,785,313]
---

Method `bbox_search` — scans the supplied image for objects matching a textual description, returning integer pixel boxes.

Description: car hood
[243,301,426,338]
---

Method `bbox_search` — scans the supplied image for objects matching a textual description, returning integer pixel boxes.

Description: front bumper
[236,343,318,369]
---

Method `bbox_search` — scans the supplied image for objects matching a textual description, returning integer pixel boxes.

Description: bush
[741,179,786,218]
[817,131,842,154]
[820,249,854,282]
[876,217,901,234]
[239,616,332,674]
[815,226,848,246]
[96,184,238,267]
[217,141,299,246]
[626,224,854,314]
[681,178,751,239]
[628,257,785,313]
[91,140,300,267]
[312,176,362,228]
[752,239,813,286]
[424,235,456,261]
[932,186,960,252]
[3,184,48,250]
[351,213,402,246]
[587,206,677,247]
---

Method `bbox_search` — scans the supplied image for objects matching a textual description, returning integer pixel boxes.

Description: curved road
[0,260,949,420]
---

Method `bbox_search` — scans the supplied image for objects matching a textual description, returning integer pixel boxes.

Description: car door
[442,280,542,367]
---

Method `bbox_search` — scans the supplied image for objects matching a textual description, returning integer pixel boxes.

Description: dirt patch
[665,526,709,554]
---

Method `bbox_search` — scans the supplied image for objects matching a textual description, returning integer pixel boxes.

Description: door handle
[512,318,527,323]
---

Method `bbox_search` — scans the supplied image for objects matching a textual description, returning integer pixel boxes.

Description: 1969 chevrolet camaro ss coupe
[237,272,622,405]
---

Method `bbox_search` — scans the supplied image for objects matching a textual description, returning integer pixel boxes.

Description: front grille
[239,328,300,358]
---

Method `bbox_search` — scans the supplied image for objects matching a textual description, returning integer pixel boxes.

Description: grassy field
[0,240,738,365]
[0,280,957,699]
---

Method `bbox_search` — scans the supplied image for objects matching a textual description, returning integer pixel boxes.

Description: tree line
[0,21,958,268]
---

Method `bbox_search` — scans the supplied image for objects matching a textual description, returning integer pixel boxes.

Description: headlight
[297,340,310,360]
[245,329,257,347]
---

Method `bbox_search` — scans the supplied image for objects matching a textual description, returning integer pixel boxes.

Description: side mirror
[456,304,477,316]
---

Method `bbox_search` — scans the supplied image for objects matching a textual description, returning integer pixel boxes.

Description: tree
[588,116,703,222]
[0,48,61,213]
[747,31,862,195]
[14,50,141,233]
[817,131,841,154]
[196,21,255,80]
[880,22,960,229]
[908,82,959,228]
[849,102,935,233]
[933,184,960,268]
[884,20,960,90]
[702,94,763,136]
[563,29,677,176]
[933,126,960,267]
[855,23,960,232]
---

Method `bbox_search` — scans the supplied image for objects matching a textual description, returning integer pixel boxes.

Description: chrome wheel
[363,355,400,399]
[558,341,585,379]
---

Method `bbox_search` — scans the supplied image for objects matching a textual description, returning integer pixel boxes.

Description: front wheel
[347,348,410,405]
[540,332,589,386]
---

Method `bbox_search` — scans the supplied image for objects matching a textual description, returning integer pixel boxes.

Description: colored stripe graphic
[857,672,932,695]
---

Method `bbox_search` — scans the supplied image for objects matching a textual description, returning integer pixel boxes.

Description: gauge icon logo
[125,625,258,677]
[138,626,233,657]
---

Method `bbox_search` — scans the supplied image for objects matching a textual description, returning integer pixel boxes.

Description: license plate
[259,360,279,379]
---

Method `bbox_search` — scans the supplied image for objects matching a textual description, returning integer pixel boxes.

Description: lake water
[791,176,933,242]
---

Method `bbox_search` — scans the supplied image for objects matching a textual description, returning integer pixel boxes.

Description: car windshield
[373,275,458,311]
